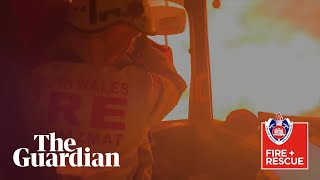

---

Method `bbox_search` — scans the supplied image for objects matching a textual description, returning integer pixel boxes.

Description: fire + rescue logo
[265,113,293,145]
[261,113,308,170]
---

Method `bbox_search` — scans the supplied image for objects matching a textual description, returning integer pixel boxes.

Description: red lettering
[48,92,81,126]
[87,132,101,144]
[114,134,123,146]
[111,81,120,94]
[77,131,86,144]
[77,80,89,90]
[54,128,73,140]
[77,79,99,91]
[91,97,127,130]
[56,79,73,90]
[121,83,128,96]
[101,134,113,144]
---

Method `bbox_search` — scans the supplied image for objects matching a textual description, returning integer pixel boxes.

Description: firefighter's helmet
[66,0,156,35]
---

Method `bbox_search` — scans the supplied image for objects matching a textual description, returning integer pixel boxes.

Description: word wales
[13,133,120,168]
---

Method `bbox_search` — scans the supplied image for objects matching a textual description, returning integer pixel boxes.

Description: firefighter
[19,0,186,179]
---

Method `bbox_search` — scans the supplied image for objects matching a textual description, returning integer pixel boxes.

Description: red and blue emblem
[265,113,293,145]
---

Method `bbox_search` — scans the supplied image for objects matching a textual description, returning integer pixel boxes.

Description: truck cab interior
[149,0,320,179]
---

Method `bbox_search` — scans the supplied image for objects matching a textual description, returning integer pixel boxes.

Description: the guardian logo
[13,132,120,168]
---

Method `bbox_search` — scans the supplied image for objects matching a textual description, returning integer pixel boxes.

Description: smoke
[251,0,320,38]
[155,0,320,120]
[209,0,320,119]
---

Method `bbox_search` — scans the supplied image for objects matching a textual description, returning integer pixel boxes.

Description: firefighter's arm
[134,40,185,90]
[131,41,187,126]
[132,138,153,180]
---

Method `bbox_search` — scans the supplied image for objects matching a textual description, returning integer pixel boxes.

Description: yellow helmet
[66,0,156,35]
